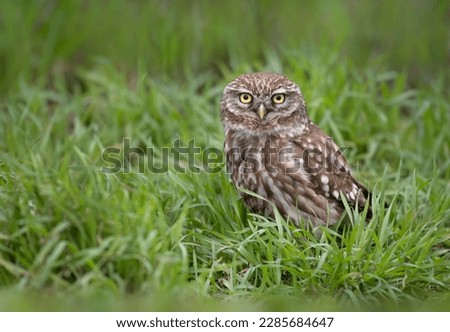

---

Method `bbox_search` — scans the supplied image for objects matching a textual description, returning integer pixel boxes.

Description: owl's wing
[291,124,371,216]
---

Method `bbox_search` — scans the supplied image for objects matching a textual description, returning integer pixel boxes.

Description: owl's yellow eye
[272,94,285,104]
[239,93,253,104]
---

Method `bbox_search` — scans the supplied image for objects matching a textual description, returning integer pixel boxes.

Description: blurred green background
[0,0,447,95]
[0,0,449,311]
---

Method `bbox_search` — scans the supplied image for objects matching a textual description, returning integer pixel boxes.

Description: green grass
[0,0,449,311]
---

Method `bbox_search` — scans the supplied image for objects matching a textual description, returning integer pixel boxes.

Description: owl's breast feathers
[224,124,371,226]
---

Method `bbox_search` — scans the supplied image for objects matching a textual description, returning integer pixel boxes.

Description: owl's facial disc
[221,73,308,135]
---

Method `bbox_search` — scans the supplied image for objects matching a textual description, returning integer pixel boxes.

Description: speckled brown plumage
[220,72,371,227]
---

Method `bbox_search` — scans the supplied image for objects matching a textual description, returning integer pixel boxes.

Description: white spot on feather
[349,191,355,201]
[332,190,339,199]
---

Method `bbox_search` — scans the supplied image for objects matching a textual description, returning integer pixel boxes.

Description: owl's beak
[256,104,268,119]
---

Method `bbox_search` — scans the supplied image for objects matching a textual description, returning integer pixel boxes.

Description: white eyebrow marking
[272,88,287,95]
[227,87,253,94]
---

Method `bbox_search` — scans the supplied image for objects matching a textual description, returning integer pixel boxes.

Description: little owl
[220,72,371,227]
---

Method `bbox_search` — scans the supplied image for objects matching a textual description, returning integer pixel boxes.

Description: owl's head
[220,72,308,135]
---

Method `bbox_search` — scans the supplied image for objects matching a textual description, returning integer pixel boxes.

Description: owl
[220,72,371,227]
